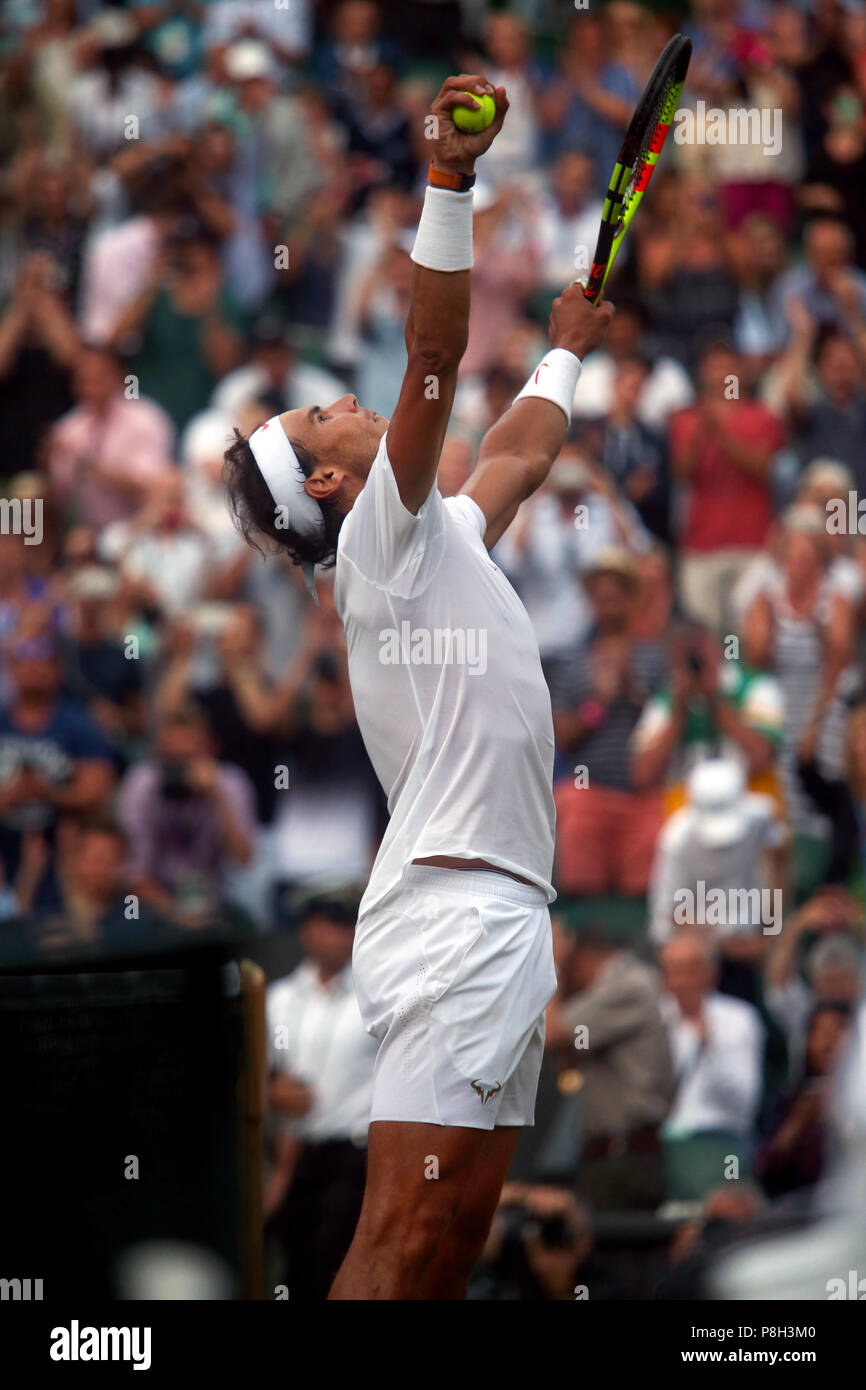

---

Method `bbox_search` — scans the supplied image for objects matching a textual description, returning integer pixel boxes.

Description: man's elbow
[410,334,467,377]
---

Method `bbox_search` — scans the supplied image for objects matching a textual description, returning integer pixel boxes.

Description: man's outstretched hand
[549,282,616,360]
[428,74,509,176]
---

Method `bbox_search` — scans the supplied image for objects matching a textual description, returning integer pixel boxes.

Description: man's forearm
[408,263,470,368]
[478,395,568,487]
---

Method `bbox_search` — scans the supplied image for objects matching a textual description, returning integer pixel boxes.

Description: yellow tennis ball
[452,91,496,133]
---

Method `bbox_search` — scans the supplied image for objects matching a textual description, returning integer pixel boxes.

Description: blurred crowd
[3,0,866,1298]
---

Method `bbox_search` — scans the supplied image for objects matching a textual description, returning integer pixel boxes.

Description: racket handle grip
[582,269,604,305]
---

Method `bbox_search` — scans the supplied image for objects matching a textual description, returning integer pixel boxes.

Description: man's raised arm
[463,285,615,549]
[386,75,508,514]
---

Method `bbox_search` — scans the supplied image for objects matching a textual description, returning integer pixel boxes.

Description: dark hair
[77,812,127,849]
[223,428,344,571]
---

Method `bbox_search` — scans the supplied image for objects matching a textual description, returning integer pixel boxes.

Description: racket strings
[620,74,679,220]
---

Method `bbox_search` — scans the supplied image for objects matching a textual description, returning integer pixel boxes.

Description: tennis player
[224,74,614,1299]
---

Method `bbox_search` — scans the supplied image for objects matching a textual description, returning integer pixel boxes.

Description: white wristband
[410,185,474,272]
[514,349,582,424]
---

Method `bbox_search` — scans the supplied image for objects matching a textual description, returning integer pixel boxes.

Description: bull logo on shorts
[471,1079,502,1104]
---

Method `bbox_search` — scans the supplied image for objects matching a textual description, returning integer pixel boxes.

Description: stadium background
[2,0,866,1301]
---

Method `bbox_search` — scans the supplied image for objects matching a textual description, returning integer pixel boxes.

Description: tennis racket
[583,33,692,305]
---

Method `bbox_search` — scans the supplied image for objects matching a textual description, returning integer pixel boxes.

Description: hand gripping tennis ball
[452,91,496,133]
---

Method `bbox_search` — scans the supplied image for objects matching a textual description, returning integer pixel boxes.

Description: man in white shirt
[649,759,788,946]
[266,893,377,1300]
[224,74,613,1298]
[660,932,765,1139]
[534,152,603,296]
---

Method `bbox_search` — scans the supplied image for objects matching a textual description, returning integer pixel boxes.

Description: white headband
[248,416,324,603]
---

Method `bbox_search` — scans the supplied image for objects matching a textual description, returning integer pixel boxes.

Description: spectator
[545,924,675,1212]
[212,317,347,422]
[471,1184,596,1301]
[538,13,635,193]
[755,1001,852,1198]
[0,630,115,913]
[597,354,670,542]
[495,452,651,675]
[731,213,791,376]
[460,184,539,379]
[67,15,171,158]
[16,814,171,953]
[670,339,785,632]
[313,2,401,110]
[112,231,242,433]
[551,547,666,898]
[660,931,766,1143]
[571,297,693,433]
[266,590,385,920]
[265,891,377,1300]
[744,504,856,845]
[648,758,787,948]
[533,151,603,299]
[478,12,544,188]
[337,62,415,209]
[632,625,785,813]
[352,238,411,418]
[117,700,256,926]
[765,889,863,1074]
[100,473,217,617]
[778,217,866,336]
[58,563,145,759]
[794,332,866,490]
[47,344,175,529]
[0,252,78,474]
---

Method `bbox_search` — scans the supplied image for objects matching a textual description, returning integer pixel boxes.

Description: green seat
[558,894,648,941]
[663,1133,752,1202]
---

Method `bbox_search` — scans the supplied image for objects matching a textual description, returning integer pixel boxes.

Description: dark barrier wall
[0,941,247,1300]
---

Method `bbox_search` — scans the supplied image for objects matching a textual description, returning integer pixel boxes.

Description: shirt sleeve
[116,766,158,881]
[631,692,672,752]
[64,704,115,762]
[337,432,446,594]
[444,492,487,539]
[741,673,785,743]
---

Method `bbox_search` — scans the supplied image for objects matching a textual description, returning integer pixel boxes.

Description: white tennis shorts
[352,865,557,1130]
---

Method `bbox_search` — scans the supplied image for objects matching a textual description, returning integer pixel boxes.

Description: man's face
[279,396,389,511]
[613,360,646,413]
[806,1008,850,1075]
[158,720,205,765]
[337,0,379,44]
[237,76,273,114]
[818,337,860,398]
[8,645,60,700]
[75,351,119,408]
[300,913,355,974]
[586,572,633,628]
[742,214,785,277]
[807,221,851,278]
[662,940,712,1011]
[570,943,607,992]
[486,13,529,66]
[74,832,122,899]
[698,347,739,397]
[150,475,187,531]
[554,153,594,210]
[814,963,860,1005]
[605,309,642,359]
[255,342,290,386]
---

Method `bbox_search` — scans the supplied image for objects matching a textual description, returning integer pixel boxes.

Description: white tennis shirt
[334,433,556,914]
